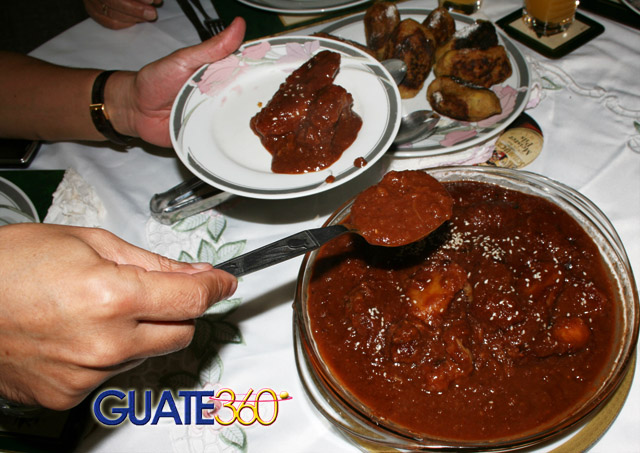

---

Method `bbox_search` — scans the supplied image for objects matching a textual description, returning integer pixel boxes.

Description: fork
[188,0,226,36]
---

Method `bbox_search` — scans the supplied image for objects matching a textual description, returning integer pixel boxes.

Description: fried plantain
[427,76,502,122]
[364,1,400,60]
[387,18,437,99]
[422,7,456,48]
[434,45,512,88]
[435,20,499,61]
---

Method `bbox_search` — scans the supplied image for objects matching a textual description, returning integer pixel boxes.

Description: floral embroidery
[527,57,640,153]
[142,211,248,452]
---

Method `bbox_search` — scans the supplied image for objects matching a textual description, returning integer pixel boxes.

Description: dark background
[1,0,89,53]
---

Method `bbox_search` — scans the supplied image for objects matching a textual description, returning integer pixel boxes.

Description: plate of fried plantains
[319,3,531,158]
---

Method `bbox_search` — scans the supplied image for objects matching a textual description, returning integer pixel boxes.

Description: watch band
[89,70,133,146]
[0,395,42,417]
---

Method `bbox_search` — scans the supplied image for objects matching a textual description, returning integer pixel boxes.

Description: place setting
[155,2,542,222]
[149,6,638,450]
[2,0,637,451]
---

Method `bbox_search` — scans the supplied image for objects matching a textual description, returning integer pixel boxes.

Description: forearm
[0,52,135,142]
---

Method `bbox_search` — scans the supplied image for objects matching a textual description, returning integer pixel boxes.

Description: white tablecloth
[24,0,640,451]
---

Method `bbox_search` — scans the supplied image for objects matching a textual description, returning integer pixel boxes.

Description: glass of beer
[523,0,579,36]
[439,0,482,15]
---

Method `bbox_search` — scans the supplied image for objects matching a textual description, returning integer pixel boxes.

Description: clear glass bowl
[293,166,639,451]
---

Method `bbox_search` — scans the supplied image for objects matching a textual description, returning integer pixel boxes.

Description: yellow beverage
[439,0,482,15]
[524,0,579,35]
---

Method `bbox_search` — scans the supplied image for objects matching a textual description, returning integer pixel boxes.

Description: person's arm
[83,0,161,30]
[0,54,103,142]
[0,17,246,147]
[0,18,246,412]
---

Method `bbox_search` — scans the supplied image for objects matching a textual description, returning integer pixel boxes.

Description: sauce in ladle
[349,170,453,247]
[215,170,452,277]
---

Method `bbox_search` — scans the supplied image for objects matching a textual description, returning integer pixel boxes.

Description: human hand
[83,0,161,29]
[0,223,237,411]
[106,17,246,148]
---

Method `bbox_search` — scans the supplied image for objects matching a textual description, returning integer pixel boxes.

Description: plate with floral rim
[0,176,39,225]
[170,36,401,200]
[321,8,532,158]
[236,0,370,14]
[620,0,640,16]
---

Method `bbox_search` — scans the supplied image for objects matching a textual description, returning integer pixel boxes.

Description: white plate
[171,36,401,200]
[0,176,39,225]
[321,9,532,158]
[620,0,640,15]
[236,0,369,15]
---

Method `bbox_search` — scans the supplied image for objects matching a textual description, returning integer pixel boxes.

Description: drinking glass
[438,0,482,15]
[523,0,579,36]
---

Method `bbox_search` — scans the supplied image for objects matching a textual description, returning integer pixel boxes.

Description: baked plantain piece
[364,1,400,60]
[435,20,499,61]
[387,18,437,99]
[427,76,502,122]
[422,7,456,48]
[434,45,512,88]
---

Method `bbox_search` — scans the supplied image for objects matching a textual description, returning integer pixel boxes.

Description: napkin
[43,168,106,227]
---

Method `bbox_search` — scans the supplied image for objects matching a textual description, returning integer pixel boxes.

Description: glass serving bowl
[292,166,639,451]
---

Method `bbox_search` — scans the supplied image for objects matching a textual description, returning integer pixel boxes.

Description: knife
[177,0,212,42]
[214,224,349,277]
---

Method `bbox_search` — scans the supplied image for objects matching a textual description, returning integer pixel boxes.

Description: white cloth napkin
[43,168,106,227]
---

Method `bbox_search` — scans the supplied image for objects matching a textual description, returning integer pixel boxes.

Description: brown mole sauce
[308,181,615,441]
[354,157,367,168]
[350,170,453,247]
[250,51,363,174]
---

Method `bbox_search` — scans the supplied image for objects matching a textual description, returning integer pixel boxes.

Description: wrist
[92,70,137,144]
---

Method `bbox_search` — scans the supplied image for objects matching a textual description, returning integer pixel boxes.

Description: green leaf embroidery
[172,212,209,232]
[215,241,246,264]
[190,319,219,360]
[211,320,243,344]
[207,215,227,242]
[220,425,247,452]
[207,298,242,318]
[634,120,640,134]
[197,239,217,263]
[177,250,194,263]
[203,354,224,384]
[541,76,562,90]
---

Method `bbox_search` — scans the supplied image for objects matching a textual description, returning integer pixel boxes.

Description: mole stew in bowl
[305,171,621,442]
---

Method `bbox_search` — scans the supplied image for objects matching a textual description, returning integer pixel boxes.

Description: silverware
[215,225,349,277]
[393,110,440,145]
[189,0,225,36]
[177,0,212,41]
[150,178,232,224]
